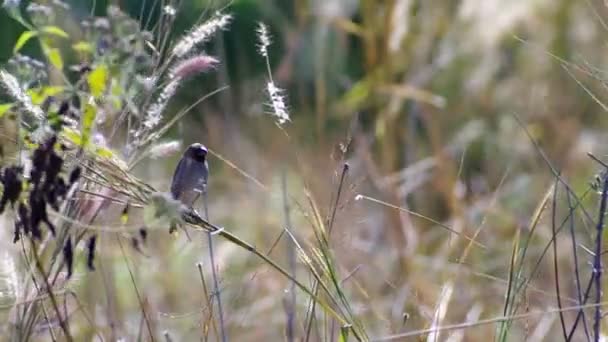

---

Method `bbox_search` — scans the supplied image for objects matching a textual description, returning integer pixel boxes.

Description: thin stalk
[304,163,349,342]
[566,189,591,341]
[183,211,360,339]
[551,178,567,340]
[116,237,155,341]
[18,239,58,342]
[568,272,595,340]
[203,191,227,342]
[197,262,219,341]
[377,301,608,341]
[282,170,296,342]
[30,239,73,342]
[509,185,595,335]
[593,173,608,341]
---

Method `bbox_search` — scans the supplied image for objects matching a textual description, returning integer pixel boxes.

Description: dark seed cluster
[0,135,97,277]
[591,170,608,193]
[6,136,73,240]
[22,136,73,240]
[87,235,97,271]
[63,237,74,278]
[45,98,80,133]
[130,226,149,256]
[0,165,23,213]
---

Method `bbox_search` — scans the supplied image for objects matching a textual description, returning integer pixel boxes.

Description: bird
[170,143,209,208]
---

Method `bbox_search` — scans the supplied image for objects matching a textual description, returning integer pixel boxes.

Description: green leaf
[81,101,97,147]
[72,41,93,54]
[44,85,65,96]
[47,48,64,70]
[0,104,14,118]
[340,78,371,113]
[110,81,123,109]
[95,147,115,159]
[87,64,109,98]
[41,26,69,38]
[61,127,83,145]
[338,325,352,342]
[111,80,122,97]
[13,30,38,53]
[27,86,66,105]
[62,127,119,161]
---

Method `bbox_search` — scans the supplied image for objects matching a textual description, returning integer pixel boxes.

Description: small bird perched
[170,143,209,208]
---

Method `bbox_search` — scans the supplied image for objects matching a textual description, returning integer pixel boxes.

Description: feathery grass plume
[169,54,219,79]
[163,5,176,17]
[148,140,182,159]
[138,54,220,148]
[256,22,290,125]
[267,81,290,124]
[171,12,232,58]
[144,78,180,130]
[0,251,20,299]
[256,22,271,57]
[0,69,44,120]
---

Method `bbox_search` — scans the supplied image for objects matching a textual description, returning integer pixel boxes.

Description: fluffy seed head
[256,22,272,57]
[163,5,176,17]
[170,55,219,80]
[144,79,180,130]
[149,140,182,159]
[0,69,44,120]
[172,12,232,57]
[267,81,290,125]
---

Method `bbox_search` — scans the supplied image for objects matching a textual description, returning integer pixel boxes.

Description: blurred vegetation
[2,0,608,341]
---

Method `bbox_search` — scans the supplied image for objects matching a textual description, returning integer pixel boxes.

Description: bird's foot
[211,226,224,235]
[189,207,201,217]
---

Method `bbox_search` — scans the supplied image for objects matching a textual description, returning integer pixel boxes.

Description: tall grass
[2,0,608,341]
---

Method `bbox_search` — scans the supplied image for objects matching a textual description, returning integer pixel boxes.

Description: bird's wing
[170,157,190,199]
[194,161,209,194]
[203,160,209,185]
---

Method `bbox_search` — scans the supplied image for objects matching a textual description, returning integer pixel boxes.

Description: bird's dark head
[185,143,208,162]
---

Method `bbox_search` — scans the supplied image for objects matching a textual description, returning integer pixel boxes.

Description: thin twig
[355,194,486,249]
[374,301,608,341]
[197,262,219,341]
[568,271,596,340]
[593,172,608,341]
[30,239,73,342]
[282,170,296,342]
[512,113,595,228]
[551,178,567,340]
[566,188,591,341]
[203,191,227,342]
[116,236,155,341]
[18,239,58,342]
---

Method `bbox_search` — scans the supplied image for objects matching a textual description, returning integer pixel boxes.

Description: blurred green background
[2,0,608,341]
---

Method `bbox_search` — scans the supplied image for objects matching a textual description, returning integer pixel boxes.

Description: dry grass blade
[427,282,454,342]
[373,301,608,341]
[183,212,362,339]
[498,184,554,340]
[355,194,486,249]
[498,225,521,340]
